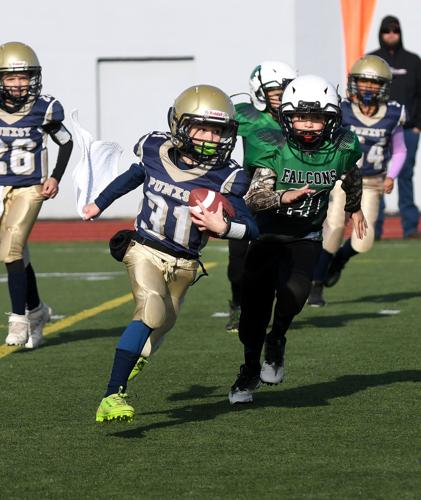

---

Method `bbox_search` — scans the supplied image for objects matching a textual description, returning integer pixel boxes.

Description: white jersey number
[0,138,37,176]
[140,192,193,247]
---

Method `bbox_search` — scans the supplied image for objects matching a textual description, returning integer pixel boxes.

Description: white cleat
[260,361,285,385]
[25,302,52,349]
[6,313,29,346]
[228,364,261,404]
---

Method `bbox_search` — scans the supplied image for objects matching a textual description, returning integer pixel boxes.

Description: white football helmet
[249,61,297,113]
[280,74,341,150]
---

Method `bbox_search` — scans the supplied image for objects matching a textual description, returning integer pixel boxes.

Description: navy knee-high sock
[313,249,333,283]
[6,260,27,315]
[105,320,152,397]
[337,239,358,262]
[26,263,41,311]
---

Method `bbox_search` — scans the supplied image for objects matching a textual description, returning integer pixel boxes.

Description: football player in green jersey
[229,75,367,404]
[226,61,296,333]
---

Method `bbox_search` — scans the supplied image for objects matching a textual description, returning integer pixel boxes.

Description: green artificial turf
[0,240,420,499]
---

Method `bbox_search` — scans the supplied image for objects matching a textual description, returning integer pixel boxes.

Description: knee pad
[136,290,167,330]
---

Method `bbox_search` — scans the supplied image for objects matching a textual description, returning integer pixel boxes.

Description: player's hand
[280,185,316,204]
[189,201,228,235]
[384,176,394,194]
[42,178,59,199]
[350,209,368,240]
[83,203,101,220]
[412,127,421,134]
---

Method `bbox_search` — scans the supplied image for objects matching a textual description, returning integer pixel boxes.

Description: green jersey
[249,128,362,238]
[234,102,282,172]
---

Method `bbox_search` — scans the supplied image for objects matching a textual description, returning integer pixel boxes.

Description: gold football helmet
[0,41,42,110]
[347,55,392,106]
[168,84,238,166]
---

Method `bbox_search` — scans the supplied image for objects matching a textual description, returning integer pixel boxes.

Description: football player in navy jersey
[0,42,73,347]
[308,55,406,306]
[82,85,259,423]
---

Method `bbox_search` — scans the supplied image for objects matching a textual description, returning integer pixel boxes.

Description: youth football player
[228,75,367,404]
[83,85,259,423]
[0,42,73,348]
[226,61,296,333]
[308,55,406,306]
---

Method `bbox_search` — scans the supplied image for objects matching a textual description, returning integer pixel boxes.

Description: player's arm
[42,121,73,198]
[341,165,367,239]
[83,163,146,220]
[224,194,259,240]
[384,126,407,194]
[245,167,314,211]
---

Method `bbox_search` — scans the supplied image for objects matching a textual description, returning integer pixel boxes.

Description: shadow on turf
[109,369,421,439]
[13,327,123,354]
[293,311,389,329]
[332,290,421,305]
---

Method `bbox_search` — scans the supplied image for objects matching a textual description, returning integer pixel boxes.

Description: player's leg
[329,177,382,289]
[96,244,197,422]
[225,239,249,333]
[229,241,277,404]
[350,176,382,253]
[308,181,346,305]
[261,239,322,384]
[398,129,420,238]
[24,246,52,349]
[128,256,198,381]
[375,195,385,240]
[0,186,44,346]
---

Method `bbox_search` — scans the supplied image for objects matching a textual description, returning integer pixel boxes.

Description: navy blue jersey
[341,99,405,177]
[96,132,257,258]
[0,95,64,187]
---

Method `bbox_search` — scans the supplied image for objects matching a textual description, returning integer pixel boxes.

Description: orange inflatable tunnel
[341,0,377,73]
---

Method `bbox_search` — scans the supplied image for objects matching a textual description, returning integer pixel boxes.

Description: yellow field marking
[0,261,217,360]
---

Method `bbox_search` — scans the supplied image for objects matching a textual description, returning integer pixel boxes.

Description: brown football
[188,188,236,218]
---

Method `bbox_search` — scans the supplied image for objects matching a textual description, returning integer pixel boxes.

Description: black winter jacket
[369,15,421,129]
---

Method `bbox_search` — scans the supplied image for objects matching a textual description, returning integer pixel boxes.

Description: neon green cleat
[96,388,135,423]
[128,356,149,382]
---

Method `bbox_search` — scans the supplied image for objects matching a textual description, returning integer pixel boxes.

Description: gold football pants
[0,185,44,263]
[323,176,384,254]
[122,241,198,357]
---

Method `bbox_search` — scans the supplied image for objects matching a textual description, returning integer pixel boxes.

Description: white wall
[2,0,421,217]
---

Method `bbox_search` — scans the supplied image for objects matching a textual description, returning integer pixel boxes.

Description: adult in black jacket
[370,16,421,239]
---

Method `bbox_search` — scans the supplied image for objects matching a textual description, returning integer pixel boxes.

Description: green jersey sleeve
[334,128,362,173]
[235,102,264,138]
[242,127,284,170]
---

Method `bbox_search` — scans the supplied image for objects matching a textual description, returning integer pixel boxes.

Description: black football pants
[238,238,322,367]
[227,239,250,306]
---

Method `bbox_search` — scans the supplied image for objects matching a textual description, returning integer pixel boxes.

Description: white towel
[70,110,122,218]
[0,186,5,219]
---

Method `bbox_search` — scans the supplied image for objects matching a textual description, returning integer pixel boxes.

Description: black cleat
[324,254,347,287]
[307,281,326,307]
